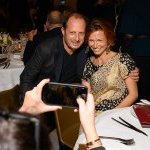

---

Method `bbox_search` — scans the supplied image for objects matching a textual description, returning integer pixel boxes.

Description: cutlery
[3,61,10,69]
[5,62,10,69]
[3,62,8,69]
[112,117,148,136]
[99,136,135,145]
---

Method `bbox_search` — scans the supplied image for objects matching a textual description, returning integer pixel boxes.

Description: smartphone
[42,82,88,108]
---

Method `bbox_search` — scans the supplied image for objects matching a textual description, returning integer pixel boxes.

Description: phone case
[42,82,87,108]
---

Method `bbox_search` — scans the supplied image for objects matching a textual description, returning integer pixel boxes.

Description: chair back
[0,85,20,111]
[54,107,80,149]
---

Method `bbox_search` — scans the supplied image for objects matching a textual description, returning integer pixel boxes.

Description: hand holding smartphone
[42,82,88,108]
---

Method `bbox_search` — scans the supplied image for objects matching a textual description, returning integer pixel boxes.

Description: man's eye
[80,32,85,35]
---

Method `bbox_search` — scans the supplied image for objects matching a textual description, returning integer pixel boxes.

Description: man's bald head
[47,10,63,25]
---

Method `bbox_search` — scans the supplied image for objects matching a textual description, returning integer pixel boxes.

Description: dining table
[74,106,150,150]
[0,52,24,92]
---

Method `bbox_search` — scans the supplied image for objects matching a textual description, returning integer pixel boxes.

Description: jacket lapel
[54,37,64,81]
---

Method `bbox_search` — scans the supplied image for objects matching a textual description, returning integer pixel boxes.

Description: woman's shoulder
[119,52,136,70]
[119,52,135,63]
[119,52,131,57]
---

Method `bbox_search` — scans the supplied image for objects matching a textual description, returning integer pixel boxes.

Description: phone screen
[42,82,88,108]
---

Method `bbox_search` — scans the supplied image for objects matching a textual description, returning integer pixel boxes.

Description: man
[20,12,87,102]
[23,9,63,65]
[20,13,88,140]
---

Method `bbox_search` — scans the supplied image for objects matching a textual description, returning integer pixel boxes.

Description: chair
[0,85,20,111]
[54,107,80,149]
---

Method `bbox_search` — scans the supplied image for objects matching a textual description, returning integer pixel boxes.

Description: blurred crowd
[0,0,119,35]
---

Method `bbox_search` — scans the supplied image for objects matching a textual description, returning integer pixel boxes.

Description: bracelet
[86,137,101,147]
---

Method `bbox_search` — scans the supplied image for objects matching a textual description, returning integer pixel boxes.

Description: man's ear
[61,27,64,35]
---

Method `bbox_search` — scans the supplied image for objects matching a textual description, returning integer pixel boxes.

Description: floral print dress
[82,53,136,112]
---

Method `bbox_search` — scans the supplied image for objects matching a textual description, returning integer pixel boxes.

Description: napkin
[133,104,150,128]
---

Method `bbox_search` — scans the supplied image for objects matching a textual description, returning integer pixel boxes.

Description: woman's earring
[106,46,110,55]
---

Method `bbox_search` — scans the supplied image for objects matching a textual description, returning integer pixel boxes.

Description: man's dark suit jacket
[23,27,62,65]
[20,35,88,102]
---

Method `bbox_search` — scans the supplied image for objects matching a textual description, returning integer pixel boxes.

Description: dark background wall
[0,0,117,34]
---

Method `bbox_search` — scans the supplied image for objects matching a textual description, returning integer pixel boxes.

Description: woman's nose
[93,41,97,48]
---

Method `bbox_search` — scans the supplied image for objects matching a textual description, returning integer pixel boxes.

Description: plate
[13,53,21,60]
[10,59,24,66]
[10,53,22,60]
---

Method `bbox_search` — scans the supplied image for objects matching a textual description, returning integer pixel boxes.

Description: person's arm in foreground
[19,79,62,115]
[116,77,138,108]
[19,79,105,149]
[77,94,105,150]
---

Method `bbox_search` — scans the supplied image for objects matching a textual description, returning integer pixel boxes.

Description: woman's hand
[77,93,95,131]
[77,93,102,147]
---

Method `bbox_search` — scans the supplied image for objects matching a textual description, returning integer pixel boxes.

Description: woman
[82,19,138,113]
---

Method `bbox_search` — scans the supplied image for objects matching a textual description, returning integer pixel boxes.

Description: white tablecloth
[74,107,150,150]
[0,58,24,91]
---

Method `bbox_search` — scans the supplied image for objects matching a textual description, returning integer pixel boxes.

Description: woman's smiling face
[88,30,109,56]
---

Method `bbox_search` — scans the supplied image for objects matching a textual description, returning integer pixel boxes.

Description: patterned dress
[82,53,136,112]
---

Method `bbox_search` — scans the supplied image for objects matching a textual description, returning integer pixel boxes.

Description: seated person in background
[0,79,103,150]
[23,9,63,65]
[82,19,138,113]
[26,28,38,42]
